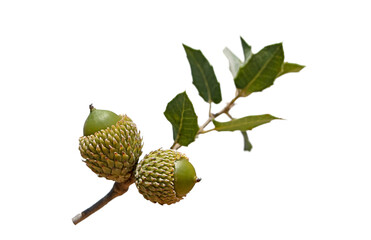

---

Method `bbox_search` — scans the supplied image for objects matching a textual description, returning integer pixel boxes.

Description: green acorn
[135,149,200,205]
[79,105,143,183]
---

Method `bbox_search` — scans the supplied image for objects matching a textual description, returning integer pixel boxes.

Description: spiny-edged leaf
[240,37,252,63]
[234,43,284,96]
[213,114,281,132]
[164,92,199,146]
[223,47,242,78]
[277,62,305,77]
[183,44,222,104]
[241,131,253,151]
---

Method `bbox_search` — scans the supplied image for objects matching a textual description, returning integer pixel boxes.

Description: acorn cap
[79,115,143,183]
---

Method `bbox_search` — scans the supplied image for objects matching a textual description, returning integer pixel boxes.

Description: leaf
[241,131,253,151]
[277,62,305,77]
[234,43,284,96]
[183,44,222,104]
[164,92,199,146]
[213,114,281,132]
[223,47,242,78]
[223,37,252,77]
[240,37,252,63]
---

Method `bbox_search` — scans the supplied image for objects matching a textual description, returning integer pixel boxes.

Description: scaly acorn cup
[79,105,143,183]
[135,149,200,205]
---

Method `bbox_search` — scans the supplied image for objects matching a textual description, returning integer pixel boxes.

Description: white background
[1,0,370,239]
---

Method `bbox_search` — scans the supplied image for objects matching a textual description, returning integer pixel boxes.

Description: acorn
[135,149,200,205]
[79,105,143,183]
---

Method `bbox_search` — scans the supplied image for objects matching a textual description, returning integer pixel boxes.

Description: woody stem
[72,176,135,225]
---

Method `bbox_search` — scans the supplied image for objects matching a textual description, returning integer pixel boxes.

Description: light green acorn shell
[79,115,143,183]
[135,149,187,205]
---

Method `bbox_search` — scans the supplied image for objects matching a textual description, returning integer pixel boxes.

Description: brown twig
[72,176,135,225]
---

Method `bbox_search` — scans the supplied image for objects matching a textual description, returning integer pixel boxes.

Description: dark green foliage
[164,92,199,146]
[213,114,281,131]
[183,44,222,104]
[165,38,304,150]
[234,43,284,96]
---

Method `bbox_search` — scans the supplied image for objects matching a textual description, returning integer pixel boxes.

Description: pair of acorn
[79,105,199,205]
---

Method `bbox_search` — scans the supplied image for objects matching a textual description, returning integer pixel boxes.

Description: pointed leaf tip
[183,44,222,104]
[224,37,253,78]
[223,47,242,78]
[213,114,281,132]
[164,92,199,147]
[240,37,252,63]
[277,62,305,77]
[241,131,253,151]
[234,43,284,96]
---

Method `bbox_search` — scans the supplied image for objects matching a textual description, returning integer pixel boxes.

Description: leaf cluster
[164,37,304,151]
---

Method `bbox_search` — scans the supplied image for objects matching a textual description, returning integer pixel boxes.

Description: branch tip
[72,213,82,225]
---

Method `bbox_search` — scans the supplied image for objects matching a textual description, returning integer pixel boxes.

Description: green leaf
[234,43,284,96]
[277,62,305,77]
[241,131,253,151]
[164,92,199,146]
[223,47,242,78]
[183,44,222,104]
[223,37,252,77]
[240,37,252,63]
[213,114,281,132]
